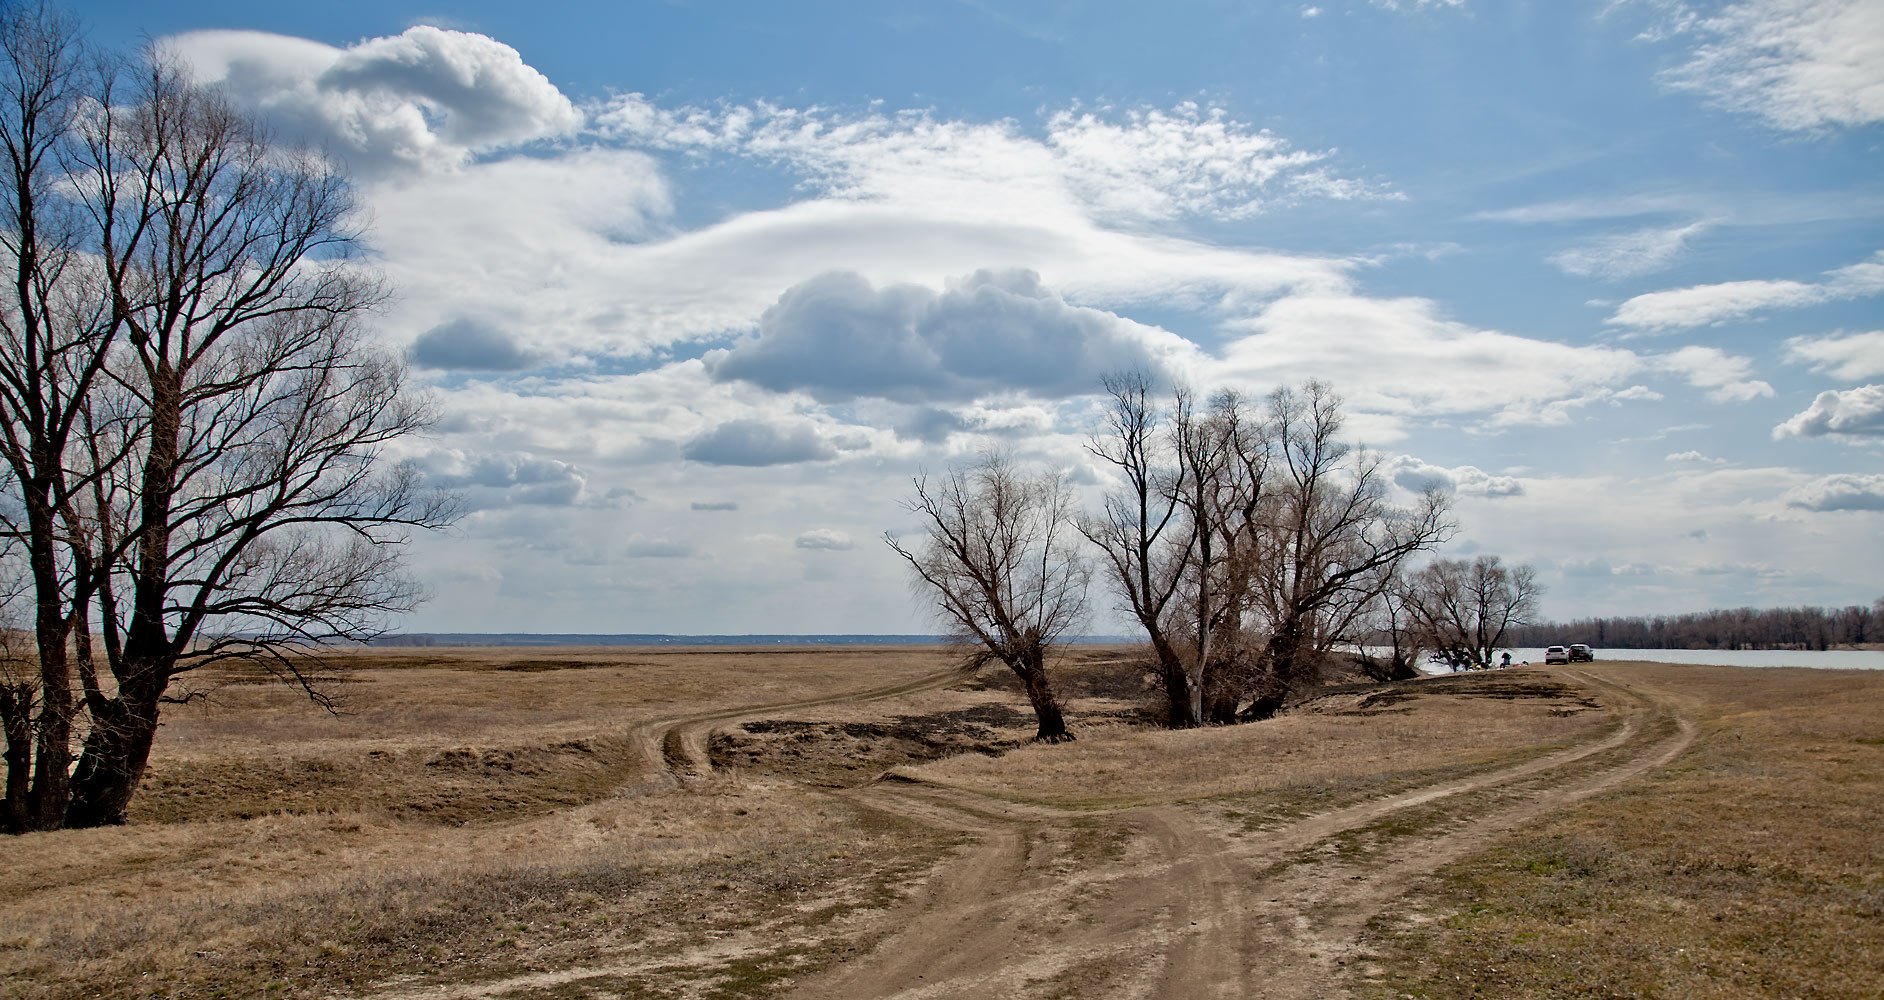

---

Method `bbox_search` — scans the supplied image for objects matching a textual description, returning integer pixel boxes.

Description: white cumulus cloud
[1772,384,1884,438]
[1385,456,1524,497]
[1784,473,1884,511]
[163,26,581,175]
[708,269,1202,403]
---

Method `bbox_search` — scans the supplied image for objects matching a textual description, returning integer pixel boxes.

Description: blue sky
[76,0,1883,632]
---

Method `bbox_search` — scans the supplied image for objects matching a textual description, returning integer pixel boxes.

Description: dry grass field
[0,648,1877,999]
[1358,663,1884,1000]
[0,646,967,1000]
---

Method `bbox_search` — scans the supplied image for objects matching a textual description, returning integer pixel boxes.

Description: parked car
[1544,645,1570,665]
[1568,644,1594,662]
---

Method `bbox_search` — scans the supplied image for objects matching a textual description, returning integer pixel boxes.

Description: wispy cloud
[1784,330,1884,379]
[1607,250,1884,331]
[1654,346,1774,403]
[1471,192,1697,224]
[1370,0,1467,11]
[598,98,1398,224]
[1658,0,1884,131]
[1549,221,1709,280]
[1211,293,1645,430]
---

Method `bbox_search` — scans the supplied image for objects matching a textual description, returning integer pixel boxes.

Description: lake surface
[1464,647,1884,671]
[374,634,1884,671]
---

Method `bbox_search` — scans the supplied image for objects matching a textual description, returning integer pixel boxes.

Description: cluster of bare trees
[1080,375,1454,724]
[1506,598,1883,652]
[0,4,453,833]
[891,373,1458,737]
[1386,555,1542,672]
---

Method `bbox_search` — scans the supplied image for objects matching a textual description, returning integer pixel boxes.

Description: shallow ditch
[707,704,1039,787]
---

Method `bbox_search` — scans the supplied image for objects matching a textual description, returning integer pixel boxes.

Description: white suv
[1544,645,1570,665]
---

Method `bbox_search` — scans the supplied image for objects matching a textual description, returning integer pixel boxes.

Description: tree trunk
[1146,634,1197,728]
[61,364,187,830]
[1266,624,1303,692]
[1160,667,1193,728]
[1,683,33,833]
[1203,691,1239,725]
[25,492,72,831]
[64,664,165,828]
[1012,656,1071,743]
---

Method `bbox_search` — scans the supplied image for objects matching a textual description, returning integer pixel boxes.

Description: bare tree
[0,9,456,832]
[1356,583,1427,682]
[0,0,120,832]
[1401,555,1542,670]
[1181,389,1277,722]
[887,452,1086,742]
[1241,381,1452,713]
[1080,371,1199,726]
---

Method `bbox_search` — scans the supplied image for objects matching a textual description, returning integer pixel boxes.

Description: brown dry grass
[0,646,963,1000]
[7,648,1871,999]
[133,645,955,824]
[908,669,1610,814]
[1359,662,1884,1000]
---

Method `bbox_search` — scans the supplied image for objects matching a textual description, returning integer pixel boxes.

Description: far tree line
[889,373,1544,742]
[1504,599,1884,652]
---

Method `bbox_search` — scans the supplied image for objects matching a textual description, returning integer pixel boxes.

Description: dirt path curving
[782,667,1695,999]
[354,666,1696,1000]
[630,665,974,782]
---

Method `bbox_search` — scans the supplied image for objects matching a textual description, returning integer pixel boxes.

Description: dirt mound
[1298,668,1602,717]
[708,705,1039,786]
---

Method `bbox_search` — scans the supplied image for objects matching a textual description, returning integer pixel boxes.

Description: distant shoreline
[368,633,1141,647]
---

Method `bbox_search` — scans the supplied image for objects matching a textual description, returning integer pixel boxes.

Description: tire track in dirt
[785,667,1695,999]
[777,783,1217,999]
[629,666,973,782]
[356,667,1694,1000]
[344,666,979,1000]
[1211,667,1697,999]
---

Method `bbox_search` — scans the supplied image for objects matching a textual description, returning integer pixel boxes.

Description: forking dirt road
[367,665,1695,1000]
[780,667,1693,999]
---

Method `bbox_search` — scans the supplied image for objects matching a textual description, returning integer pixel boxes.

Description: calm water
[1456,647,1884,671]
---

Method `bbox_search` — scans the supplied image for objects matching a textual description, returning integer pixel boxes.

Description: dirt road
[359,666,1693,1000]
[781,667,1693,999]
